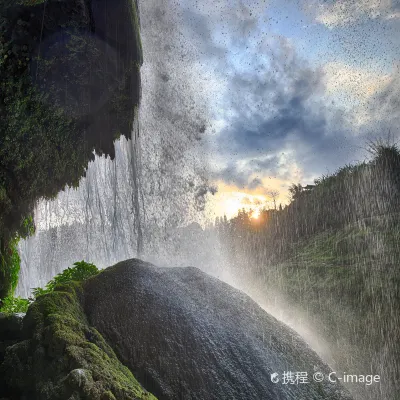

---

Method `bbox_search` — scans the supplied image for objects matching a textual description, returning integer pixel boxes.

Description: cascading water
[16,0,219,298]
[13,1,397,399]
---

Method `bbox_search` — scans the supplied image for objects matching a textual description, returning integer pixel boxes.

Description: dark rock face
[0,312,25,366]
[0,0,142,271]
[83,259,352,400]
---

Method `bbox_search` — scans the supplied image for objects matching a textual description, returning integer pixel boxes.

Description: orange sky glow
[207,180,291,220]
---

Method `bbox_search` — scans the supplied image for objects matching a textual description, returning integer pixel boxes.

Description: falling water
[14,1,398,400]
[16,0,217,297]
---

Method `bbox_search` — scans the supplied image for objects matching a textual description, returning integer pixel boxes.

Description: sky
[142,0,400,219]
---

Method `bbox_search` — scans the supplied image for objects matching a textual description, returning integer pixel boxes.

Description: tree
[288,183,303,201]
[268,190,280,210]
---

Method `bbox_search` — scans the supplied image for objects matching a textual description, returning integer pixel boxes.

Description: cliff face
[0,0,142,298]
[83,259,352,400]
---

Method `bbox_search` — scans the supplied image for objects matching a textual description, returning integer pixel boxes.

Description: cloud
[180,1,365,185]
[366,65,400,133]
[214,37,361,180]
[248,178,263,190]
[322,62,393,125]
[323,62,392,101]
[143,0,400,205]
[213,163,256,189]
[212,154,286,191]
[307,0,400,27]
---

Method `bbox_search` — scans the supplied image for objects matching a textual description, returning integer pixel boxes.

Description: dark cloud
[217,44,356,171]
[248,178,263,190]
[214,163,252,189]
[213,158,279,191]
[246,157,282,173]
[179,1,363,184]
[143,0,400,194]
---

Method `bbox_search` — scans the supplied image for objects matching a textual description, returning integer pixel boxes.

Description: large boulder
[83,259,353,400]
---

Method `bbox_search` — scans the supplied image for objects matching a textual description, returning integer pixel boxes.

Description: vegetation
[0,295,29,314]
[214,144,400,399]
[0,0,143,299]
[0,215,35,302]
[0,260,156,398]
[32,260,99,298]
[1,260,99,315]
[0,281,157,399]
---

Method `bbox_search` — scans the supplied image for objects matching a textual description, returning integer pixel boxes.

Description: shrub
[0,237,21,300]
[32,260,99,298]
[0,295,29,314]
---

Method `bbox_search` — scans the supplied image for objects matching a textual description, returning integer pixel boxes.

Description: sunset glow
[251,209,261,219]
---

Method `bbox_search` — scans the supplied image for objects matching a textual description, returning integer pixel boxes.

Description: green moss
[0,0,143,296]
[1,282,157,400]
[0,236,21,299]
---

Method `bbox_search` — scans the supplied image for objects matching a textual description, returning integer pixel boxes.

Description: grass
[258,218,400,398]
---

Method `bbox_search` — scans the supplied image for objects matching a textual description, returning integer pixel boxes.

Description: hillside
[217,144,400,400]
[260,218,400,400]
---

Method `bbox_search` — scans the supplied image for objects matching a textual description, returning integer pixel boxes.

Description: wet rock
[0,313,25,341]
[83,259,353,400]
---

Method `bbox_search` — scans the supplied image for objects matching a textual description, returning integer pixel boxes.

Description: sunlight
[251,209,261,219]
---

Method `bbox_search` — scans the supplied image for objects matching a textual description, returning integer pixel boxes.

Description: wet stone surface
[83,259,353,400]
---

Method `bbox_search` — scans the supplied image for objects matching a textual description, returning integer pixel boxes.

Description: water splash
[16,0,214,297]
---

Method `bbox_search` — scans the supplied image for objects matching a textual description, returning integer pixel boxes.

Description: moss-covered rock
[0,0,142,298]
[0,282,156,400]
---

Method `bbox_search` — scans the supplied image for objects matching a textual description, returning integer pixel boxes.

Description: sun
[251,209,261,219]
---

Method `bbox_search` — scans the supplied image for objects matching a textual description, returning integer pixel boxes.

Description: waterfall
[16,0,217,298]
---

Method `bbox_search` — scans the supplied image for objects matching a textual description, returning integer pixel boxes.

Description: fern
[32,260,98,298]
[0,295,29,314]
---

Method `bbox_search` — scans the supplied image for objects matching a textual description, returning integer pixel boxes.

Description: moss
[0,235,23,300]
[0,281,157,400]
[0,0,143,296]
